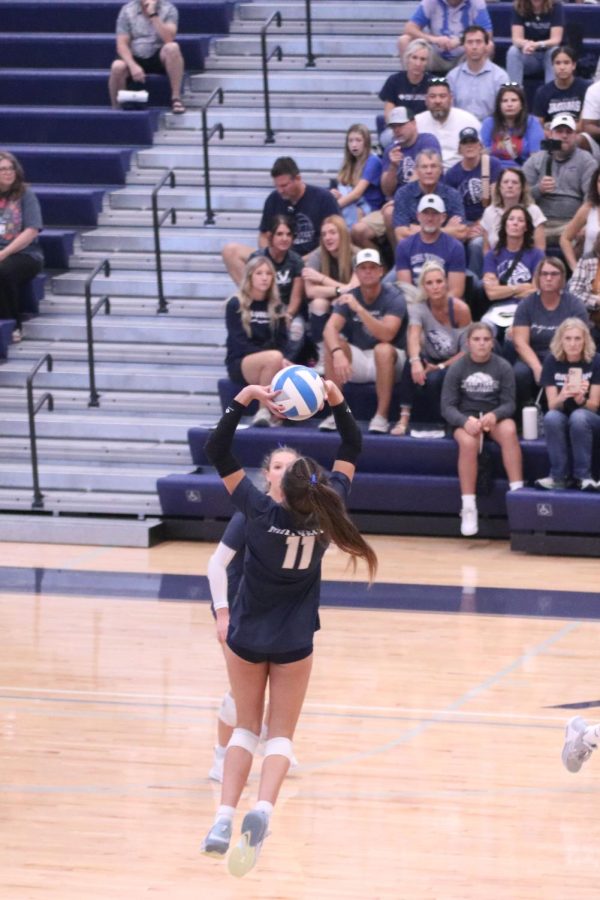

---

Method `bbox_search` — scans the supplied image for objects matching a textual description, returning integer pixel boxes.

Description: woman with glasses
[0,151,44,343]
[506,0,565,86]
[480,84,544,169]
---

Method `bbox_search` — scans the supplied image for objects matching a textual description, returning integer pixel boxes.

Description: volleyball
[270,365,326,422]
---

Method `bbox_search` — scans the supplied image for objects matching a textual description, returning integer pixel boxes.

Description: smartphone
[567,367,583,391]
[541,138,562,152]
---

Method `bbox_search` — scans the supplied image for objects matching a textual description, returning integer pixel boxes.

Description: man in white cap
[523,113,597,243]
[319,249,407,433]
[396,194,466,297]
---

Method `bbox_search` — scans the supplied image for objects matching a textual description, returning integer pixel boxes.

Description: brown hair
[282,456,378,583]
[493,166,533,210]
[337,124,372,187]
[0,151,27,200]
[514,0,554,16]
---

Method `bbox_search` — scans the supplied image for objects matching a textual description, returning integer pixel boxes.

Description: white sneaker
[368,414,389,434]
[200,817,232,857]
[318,413,336,431]
[251,407,271,428]
[460,506,478,537]
[228,810,270,878]
[208,746,226,782]
[562,716,596,773]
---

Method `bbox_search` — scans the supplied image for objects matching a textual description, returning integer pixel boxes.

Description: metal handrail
[85,259,111,408]
[260,12,283,143]
[305,0,316,67]
[26,354,54,509]
[201,88,225,225]
[151,169,177,313]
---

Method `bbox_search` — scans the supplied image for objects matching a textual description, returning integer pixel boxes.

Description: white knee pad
[228,727,260,756]
[218,691,237,727]
[264,736,294,762]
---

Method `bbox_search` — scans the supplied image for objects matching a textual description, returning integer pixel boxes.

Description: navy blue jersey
[222,511,246,605]
[227,471,351,653]
[259,185,340,256]
[225,296,287,375]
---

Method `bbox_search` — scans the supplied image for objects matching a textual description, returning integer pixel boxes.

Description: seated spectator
[441,322,524,537]
[222,157,340,285]
[109,0,186,114]
[581,79,600,151]
[536,317,600,491]
[506,0,564,86]
[392,261,471,435]
[319,249,407,434]
[249,215,305,361]
[224,256,287,427]
[532,46,591,134]
[398,0,494,72]
[444,128,504,277]
[511,256,589,409]
[482,205,545,331]
[0,151,43,343]
[392,149,467,244]
[481,166,546,252]
[352,108,442,251]
[481,84,544,170]
[415,78,481,171]
[523,113,597,244]
[395,194,466,297]
[559,164,600,272]
[446,27,508,122]
[567,232,600,340]
[302,215,359,357]
[378,39,431,148]
[330,125,384,228]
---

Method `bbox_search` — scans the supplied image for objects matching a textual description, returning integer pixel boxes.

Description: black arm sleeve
[332,399,362,464]
[204,400,245,477]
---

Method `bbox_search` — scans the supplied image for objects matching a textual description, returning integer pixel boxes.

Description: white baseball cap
[355,248,382,266]
[417,193,446,214]
[550,113,577,131]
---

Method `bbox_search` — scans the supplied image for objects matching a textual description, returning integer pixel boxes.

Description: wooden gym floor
[1,535,600,900]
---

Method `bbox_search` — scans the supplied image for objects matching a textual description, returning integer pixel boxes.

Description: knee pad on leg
[228,727,260,756]
[263,736,294,763]
[218,691,237,727]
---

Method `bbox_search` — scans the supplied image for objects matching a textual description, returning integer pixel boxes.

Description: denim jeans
[506,45,554,84]
[543,408,600,481]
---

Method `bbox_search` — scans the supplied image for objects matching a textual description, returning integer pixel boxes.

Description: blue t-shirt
[378,71,429,115]
[480,115,544,169]
[511,1,564,42]
[541,352,600,415]
[483,247,545,286]
[411,0,492,61]
[333,283,407,350]
[259,184,340,256]
[360,154,385,211]
[443,156,503,223]
[392,180,466,228]
[395,231,466,283]
[227,471,350,653]
[381,132,442,194]
[513,290,589,357]
[532,77,591,124]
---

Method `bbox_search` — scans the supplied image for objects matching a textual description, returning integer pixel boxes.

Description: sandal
[171,97,186,115]
[390,417,410,436]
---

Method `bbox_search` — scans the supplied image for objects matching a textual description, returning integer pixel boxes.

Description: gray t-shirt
[408,300,467,362]
[0,187,43,263]
[522,148,597,221]
[513,290,589,357]
[116,0,178,58]
[333,283,407,350]
[441,352,516,427]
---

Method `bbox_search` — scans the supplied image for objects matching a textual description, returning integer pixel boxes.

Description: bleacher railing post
[200,88,225,225]
[84,259,111,407]
[26,354,54,509]
[151,170,177,312]
[261,12,283,144]
[305,0,316,67]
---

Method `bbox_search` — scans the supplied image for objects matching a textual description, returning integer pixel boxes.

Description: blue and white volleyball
[270,365,326,422]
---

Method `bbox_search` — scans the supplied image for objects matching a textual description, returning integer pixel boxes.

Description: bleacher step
[0,513,165,547]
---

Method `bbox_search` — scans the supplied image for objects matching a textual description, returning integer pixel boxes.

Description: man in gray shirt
[109,0,185,113]
[523,113,597,243]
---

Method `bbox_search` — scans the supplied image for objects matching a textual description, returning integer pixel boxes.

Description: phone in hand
[567,367,583,391]
[541,138,562,152]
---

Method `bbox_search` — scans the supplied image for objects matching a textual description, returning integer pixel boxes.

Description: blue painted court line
[0,565,599,620]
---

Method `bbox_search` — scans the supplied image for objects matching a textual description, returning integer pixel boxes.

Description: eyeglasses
[0,166,15,172]
[539,271,561,277]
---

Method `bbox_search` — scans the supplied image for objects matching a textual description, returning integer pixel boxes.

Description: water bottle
[522,405,538,440]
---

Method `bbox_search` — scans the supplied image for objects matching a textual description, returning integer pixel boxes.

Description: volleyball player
[562,717,600,773]
[201,379,377,877]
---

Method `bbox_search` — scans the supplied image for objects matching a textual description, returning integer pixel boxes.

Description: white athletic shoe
[368,413,390,434]
[228,810,270,878]
[200,817,232,857]
[208,746,226,782]
[562,716,596,774]
[460,506,478,537]
[251,407,271,428]
[318,413,336,431]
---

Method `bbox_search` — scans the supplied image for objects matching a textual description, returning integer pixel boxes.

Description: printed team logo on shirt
[276,268,292,287]
[428,329,454,357]
[462,176,482,206]
[497,259,533,285]
[400,156,417,185]
[251,309,271,324]
[462,372,499,394]
[293,213,316,250]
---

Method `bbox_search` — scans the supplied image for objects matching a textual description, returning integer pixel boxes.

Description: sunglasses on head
[502,82,521,89]
[428,76,449,87]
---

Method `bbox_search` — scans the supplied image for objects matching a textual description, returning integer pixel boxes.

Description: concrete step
[0,459,192,491]
[211,36,396,56]
[79,226,255,254]
[41,293,231,318]
[50,270,233,300]
[189,71,384,93]
[181,91,385,111]
[0,409,205,441]
[66,250,227,272]
[0,435,192,465]
[153,129,362,150]
[95,208,262,230]
[13,338,225,365]
[0,512,165,547]
[109,184,274,212]
[136,144,340,171]
[236,2,416,21]
[204,54,399,72]
[163,108,379,134]
[0,385,220,416]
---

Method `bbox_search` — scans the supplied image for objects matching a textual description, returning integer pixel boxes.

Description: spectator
[506,0,565,86]
[441,322,524,537]
[522,113,597,244]
[480,84,544,170]
[482,205,545,331]
[559,165,600,272]
[532,46,591,131]
[319,249,407,434]
[392,149,467,244]
[378,40,431,150]
[398,0,494,72]
[395,193,466,297]
[445,127,504,277]
[392,261,471,435]
[0,151,44,343]
[446,26,509,121]
[581,79,600,149]
[224,256,288,427]
[535,317,600,491]
[352,107,442,251]
[481,166,546,252]
[330,124,384,228]
[109,0,185,114]
[415,78,481,171]
[512,255,589,408]
[249,215,305,361]
[567,232,600,340]
[222,157,340,285]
